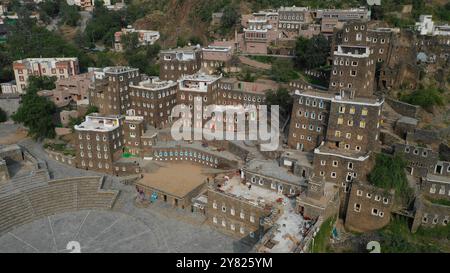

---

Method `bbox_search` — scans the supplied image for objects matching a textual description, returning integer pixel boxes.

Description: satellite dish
[367,0,381,6]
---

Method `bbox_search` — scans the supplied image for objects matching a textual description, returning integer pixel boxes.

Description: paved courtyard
[0,209,251,253]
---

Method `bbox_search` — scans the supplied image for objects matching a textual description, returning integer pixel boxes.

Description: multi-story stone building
[206,178,277,244]
[329,45,376,98]
[128,77,178,129]
[201,45,234,74]
[315,7,370,22]
[176,73,221,129]
[13,58,79,93]
[74,114,124,174]
[394,143,439,177]
[288,89,383,153]
[277,6,312,40]
[332,21,395,64]
[89,66,141,115]
[159,45,202,81]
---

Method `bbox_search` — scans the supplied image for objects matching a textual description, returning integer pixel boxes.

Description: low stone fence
[45,149,77,167]
[385,97,419,118]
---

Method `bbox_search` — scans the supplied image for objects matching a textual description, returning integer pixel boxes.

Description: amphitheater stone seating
[0,176,119,236]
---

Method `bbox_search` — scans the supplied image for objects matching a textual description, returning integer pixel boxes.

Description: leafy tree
[0,107,7,122]
[237,69,255,82]
[189,36,203,46]
[85,105,99,115]
[265,88,293,118]
[27,75,57,90]
[122,32,140,52]
[59,1,81,27]
[295,35,330,69]
[270,59,299,82]
[5,14,93,70]
[400,87,445,110]
[146,43,161,59]
[220,5,239,29]
[176,36,187,47]
[83,3,123,47]
[368,153,413,205]
[12,77,58,140]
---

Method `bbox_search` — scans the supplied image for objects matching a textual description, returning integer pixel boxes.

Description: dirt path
[238,56,272,70]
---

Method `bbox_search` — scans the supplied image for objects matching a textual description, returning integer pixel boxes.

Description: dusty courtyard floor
[139,162,212,198]
[0,209,251,253]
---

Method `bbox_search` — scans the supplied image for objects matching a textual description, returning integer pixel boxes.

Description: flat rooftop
[244,159,306,186]
[281,150,313,168]
[218,174,280,207]
[74,114,122,132]
[426,173,450,184]
[138,162,209,198]
[104,66,139,74]
[131,77,177,90]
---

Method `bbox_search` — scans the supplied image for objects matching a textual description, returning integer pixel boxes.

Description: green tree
[270,59,299,82]
[295,35,330,69]
[265,88,293,118]
[122,32,140,52]
[12,78,57,140]
[59,1,81,27]
[176,36,187,47]
[368,153,413,205]
[400,87,445,111]
[220,5,239,29]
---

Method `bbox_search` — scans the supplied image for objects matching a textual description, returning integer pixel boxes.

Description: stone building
[393,143,439,177]
[329,45,376,98]
[38,72,93,108]
[277,6,312,40]
[13,57,79,93]
[315,7,370,22]
[89,66,141,116]
[201,45,234,74]
[344,182,394,232]
[176,73,222,129]
[206,175,281,244]
[74,114,124,174]
[288,89,383,153]
[242,159,307,196]
[128,77,178,128]
[159,45,202,81]
[296,176,339,220]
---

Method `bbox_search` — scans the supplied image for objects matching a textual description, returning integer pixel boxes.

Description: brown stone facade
[75,114,125,174]
[288,92,331,152]
[128,78,178,129]
[344,182,394,232]
[159,46,202,81]
[394,143,438,178]
[412,196,450,232]
[329,45,376,98]
[206,188,271,243]
[89,67,141,116]
[325,99,382,154]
